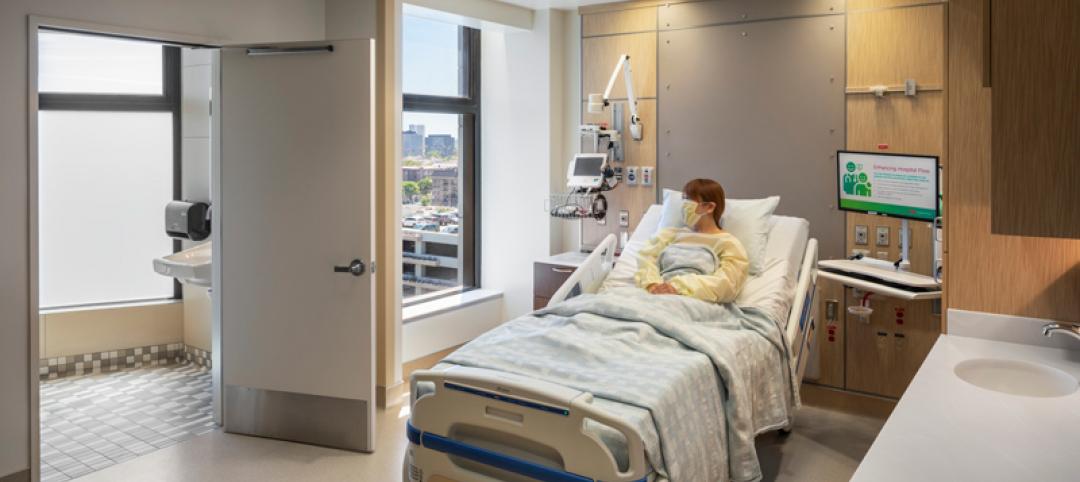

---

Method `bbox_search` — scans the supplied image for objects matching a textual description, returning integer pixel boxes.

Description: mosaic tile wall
[41,344,211,380]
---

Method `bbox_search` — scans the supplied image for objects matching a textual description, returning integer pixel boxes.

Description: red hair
[683,178,726,226]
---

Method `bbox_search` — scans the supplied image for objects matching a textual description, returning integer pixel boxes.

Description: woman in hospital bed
[634,178,750,303]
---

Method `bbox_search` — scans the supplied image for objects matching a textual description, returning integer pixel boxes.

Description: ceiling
[497,0,618,10]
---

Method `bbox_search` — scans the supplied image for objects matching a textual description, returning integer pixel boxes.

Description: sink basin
[153,242,211,287]
[954,358,1078,398]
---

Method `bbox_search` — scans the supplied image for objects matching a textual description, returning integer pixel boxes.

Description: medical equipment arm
[594,54,643,141]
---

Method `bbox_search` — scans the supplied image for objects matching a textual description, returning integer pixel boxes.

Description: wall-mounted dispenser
[165,200,211,241]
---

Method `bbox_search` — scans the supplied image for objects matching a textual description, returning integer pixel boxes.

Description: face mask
[682,200,703,227]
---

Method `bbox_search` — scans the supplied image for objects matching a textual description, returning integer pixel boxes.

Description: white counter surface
[852,334,1080,482]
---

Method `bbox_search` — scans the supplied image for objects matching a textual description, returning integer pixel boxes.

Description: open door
[216,40,375,452]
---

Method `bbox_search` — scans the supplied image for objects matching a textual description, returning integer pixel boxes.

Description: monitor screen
[573,155,605,176]
[837,151,939,222]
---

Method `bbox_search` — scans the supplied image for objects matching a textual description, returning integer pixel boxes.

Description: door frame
[26,16,222,481]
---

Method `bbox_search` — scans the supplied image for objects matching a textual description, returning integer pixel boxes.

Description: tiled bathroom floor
[40,363,215,481]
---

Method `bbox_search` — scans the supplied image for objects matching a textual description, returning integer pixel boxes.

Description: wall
[946,0,1080,323]
[0,1,326,477]
[39,302,183,358]
[481,9,563,320]
[180,47,214,353]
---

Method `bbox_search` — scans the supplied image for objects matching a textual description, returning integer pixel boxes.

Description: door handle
[334,259,366,276]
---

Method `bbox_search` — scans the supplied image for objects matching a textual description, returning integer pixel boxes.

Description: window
[401,17,480,304]
[37,29,180,308]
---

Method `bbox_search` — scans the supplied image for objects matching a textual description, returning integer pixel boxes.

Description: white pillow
[656,189,685,231]
[722,196,780,275]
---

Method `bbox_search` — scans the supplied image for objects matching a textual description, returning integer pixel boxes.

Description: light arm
[599,54,643,141]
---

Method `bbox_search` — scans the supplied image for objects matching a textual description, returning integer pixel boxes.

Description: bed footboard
[407,366,648,482]
[547,234,618,307]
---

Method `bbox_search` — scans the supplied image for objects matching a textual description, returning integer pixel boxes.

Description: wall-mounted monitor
[837,151,940,222]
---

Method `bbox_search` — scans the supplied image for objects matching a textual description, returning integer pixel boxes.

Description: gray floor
[79,401,885,481]
[40,363,214,481]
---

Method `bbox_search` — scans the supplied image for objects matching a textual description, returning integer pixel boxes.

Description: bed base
[405,236,818,482]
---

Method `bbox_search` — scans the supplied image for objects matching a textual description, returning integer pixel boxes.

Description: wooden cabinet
[989,0,1080,238]
[844,290,940,398]
[532,252,590,310]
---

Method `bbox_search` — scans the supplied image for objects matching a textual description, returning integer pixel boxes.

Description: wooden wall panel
[989,0,1080,239]
[947,0,1080,323]
[580,99,658,248]
[582,32,657,100]
[848,0,945,11]
[582,7,656,37]
[845,93,943,275]
[846,93,945,158]
[847,4,946,88]
[845,288,940,398]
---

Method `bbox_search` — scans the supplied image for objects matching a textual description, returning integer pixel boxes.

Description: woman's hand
[647,282,678,295]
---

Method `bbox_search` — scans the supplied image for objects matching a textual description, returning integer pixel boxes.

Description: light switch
[641,167,653,186]
[619,210,630,227]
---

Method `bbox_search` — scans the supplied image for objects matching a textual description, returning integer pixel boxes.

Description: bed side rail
[786,238,818,381]
[547,234,618,307]
[409,366,648,482]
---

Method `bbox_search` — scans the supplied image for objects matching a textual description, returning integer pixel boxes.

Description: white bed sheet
[602,205,809,325]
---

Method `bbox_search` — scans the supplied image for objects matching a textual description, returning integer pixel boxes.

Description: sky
[402,15,462,138]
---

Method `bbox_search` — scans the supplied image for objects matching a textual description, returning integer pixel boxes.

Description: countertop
[852,334,1080,482]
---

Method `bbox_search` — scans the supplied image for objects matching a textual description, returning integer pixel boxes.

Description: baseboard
[801,382,897,420]
[377,381,409,409]
[0,469,30,482]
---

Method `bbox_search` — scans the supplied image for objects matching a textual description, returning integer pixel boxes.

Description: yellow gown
[634,227,750,303]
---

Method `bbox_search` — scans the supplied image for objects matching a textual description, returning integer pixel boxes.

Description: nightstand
[532,251,591,310]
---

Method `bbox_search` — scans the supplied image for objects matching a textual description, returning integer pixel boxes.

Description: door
[217,40,375,451]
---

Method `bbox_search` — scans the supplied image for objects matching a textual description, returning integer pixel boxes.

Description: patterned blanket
[442,287,798,482]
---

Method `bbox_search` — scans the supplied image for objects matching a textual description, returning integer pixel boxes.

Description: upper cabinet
[989,0,1080,239]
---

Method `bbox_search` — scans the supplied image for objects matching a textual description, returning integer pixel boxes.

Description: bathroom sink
[153,242,211,287]
[954,358,1078,398]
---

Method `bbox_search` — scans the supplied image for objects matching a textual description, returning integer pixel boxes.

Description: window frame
[38,28,183,306]
[402,24,481,307]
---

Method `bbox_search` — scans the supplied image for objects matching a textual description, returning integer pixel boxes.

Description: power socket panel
[854,225,869,245]
[876,226,890,246]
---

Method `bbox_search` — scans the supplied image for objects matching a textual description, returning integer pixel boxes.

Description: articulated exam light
[587,54,643,141]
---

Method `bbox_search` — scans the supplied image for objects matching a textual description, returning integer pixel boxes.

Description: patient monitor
[566,153,607,190]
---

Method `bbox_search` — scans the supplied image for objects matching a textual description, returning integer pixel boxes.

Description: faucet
[1042,322,1080,343]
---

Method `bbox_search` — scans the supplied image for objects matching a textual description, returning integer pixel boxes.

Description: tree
[420,194,432,206]
[418,177,433,194]
[402,181,419,199]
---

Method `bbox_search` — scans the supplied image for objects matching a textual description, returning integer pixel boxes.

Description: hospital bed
[406,205,819,482]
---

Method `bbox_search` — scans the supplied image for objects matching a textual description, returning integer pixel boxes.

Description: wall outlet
[619,210,630,227]
[854,225,869,245]
[626,166,639,185]
[641,167,653,186]
[876,226,890,246]
[877,251,890,259]
[852,248,870,257]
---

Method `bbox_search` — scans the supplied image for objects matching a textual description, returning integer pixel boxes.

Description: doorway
[30,22,220,481]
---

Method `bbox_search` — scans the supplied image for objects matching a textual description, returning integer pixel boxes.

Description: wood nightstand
[532,251,591,310]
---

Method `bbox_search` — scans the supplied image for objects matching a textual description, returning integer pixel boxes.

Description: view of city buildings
[401,123,462,299]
